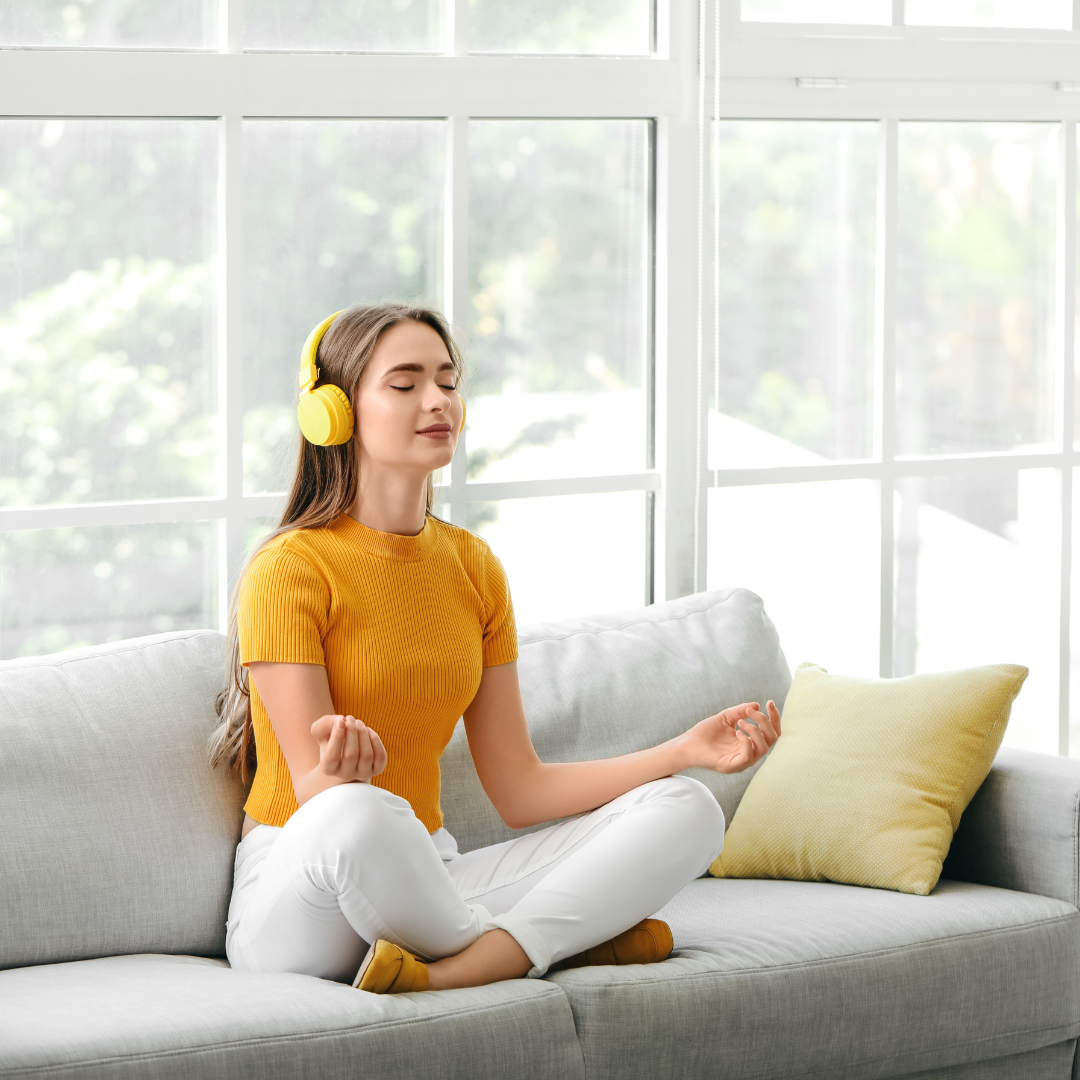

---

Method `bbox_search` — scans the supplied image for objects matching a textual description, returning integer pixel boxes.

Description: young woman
[211,302,780,994]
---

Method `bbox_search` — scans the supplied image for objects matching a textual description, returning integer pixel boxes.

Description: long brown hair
[209,302,466,779]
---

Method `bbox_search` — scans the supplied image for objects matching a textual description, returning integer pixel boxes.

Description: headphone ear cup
[298,384,354,446]
[459,400,466,436]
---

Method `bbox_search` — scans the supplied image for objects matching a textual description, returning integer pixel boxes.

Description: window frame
[5,0,1076,755]
[0,0,694,635]
[705,0,1080,755]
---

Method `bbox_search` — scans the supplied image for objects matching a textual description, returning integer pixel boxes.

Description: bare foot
[425,929,531,990]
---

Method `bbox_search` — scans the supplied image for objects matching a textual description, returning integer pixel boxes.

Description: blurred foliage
[465,413,586,480]
[897,122,1056,456]
[469,0,650,53]
[0,120,214,307]
[742,371,831,450]
[0,0,216,47]
[0,258,215,506]
[469,120,649,399]
[245,0,441,50]
[242,120,443,494]
[714,120,878,460]
[715,119,1055,466]
[0,0,648,52]
[0,120,219,656]
[2,113,645,654]
[1,521,217,659]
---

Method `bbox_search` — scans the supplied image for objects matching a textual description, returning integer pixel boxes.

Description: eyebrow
[383,361,456,375]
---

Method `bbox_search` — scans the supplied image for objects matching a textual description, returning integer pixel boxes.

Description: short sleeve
[481,546,518,667]
[238,546,329,667]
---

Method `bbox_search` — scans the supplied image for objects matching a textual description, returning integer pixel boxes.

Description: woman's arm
[247,661,386,805]
[463,661,780,830]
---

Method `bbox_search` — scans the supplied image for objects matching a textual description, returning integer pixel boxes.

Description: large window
[707,2,1080,758]
[3,0,1079,763]
[0,1,666,658]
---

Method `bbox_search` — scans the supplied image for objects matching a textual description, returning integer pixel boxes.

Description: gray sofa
[2,587,1079,1080]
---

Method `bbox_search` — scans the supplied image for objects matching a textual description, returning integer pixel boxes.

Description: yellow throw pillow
[709,661,1028,895]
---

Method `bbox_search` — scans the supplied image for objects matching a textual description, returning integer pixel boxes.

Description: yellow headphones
[297,311,465,447]
[297,311,353,446]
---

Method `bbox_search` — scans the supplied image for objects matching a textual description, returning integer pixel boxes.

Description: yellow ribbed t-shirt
[237,512,518,832]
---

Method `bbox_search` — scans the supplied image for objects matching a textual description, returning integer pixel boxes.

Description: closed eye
[390,385,414,391]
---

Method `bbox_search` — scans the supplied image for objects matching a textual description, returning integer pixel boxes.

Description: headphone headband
[299,310,343,392]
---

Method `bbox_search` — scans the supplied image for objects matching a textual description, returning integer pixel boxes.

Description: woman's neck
[348,468,429,536]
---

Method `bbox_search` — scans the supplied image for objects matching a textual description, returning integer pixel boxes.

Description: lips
[417,423,452,438]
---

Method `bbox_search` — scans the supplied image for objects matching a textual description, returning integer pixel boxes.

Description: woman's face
[353,319,463,476]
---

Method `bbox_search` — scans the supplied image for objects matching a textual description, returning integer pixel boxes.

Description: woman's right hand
[310,714,387,783]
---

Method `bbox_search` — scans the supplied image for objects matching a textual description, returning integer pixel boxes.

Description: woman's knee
[649,775,726,860]
[285,781,422,855]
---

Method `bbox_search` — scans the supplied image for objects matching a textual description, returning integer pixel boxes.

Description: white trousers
[225,775,724,982]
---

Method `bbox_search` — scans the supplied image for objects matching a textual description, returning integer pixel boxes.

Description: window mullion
[221,0,243,53]
[447,0,468,56]
[220,113,245,626]
[875,118,898,678]
[446,115,469,527]
[1058,119,1076,754]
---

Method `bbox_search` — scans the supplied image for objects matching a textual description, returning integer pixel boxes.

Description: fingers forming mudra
[733,700,781,762]
[313,714,387,782]
[684,699,781,774]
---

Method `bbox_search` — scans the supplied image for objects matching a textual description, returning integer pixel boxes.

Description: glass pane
[741,0,891,24]
[0,121,218,508]
[707,481,880,677]
[243,120,444,495]
[468,120,649,483]
[470,0,651,54]
[894,470,1058,754]
[897,123,1057,456]
[245,0,442,52]
[0,0,217,47]
[244,515,281,562]
[711,121,878,468]
[1,521,218,660]
[467,491,645,624]
[906,0,1071,29]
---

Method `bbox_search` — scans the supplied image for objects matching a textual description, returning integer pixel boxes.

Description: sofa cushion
[550,877,1080,1080]
[0,953,584,1080]
[440,588,792,853]
[0,631,244,969]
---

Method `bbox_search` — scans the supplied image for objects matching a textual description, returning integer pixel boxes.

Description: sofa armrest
[944,747,1080,907]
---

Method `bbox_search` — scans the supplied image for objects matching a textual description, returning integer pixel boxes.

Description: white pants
[225,775,724,982]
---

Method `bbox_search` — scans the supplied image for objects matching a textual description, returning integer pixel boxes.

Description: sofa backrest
[0,631,244,970]
[441,588,792,853]
[0,588,790,968]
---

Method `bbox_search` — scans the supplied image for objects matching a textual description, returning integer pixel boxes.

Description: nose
[424,383,453,412]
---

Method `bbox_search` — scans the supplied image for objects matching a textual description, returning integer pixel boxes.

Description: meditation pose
[210,302,781,993]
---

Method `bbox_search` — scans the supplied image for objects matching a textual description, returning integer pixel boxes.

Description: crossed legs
[226,775,724,986]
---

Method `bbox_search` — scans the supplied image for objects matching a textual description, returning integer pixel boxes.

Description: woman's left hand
[680,700,782,774]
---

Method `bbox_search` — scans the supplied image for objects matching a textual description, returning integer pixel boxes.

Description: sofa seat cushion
[550,878,1080,1080]
[0,954,584,1080]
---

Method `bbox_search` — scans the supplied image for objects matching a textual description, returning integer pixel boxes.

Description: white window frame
[3,0,1076,755]
[706,0,1080,755]
[0,0,702,627]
